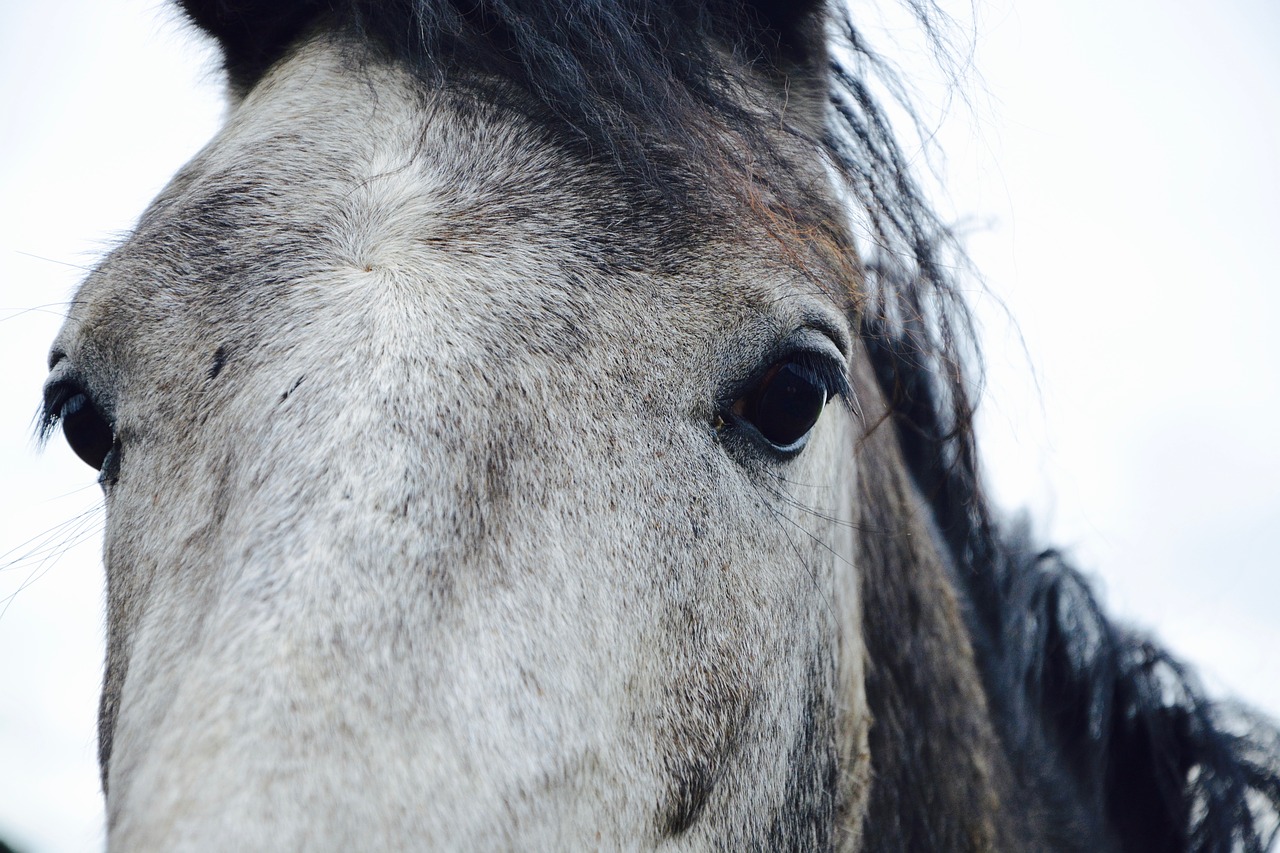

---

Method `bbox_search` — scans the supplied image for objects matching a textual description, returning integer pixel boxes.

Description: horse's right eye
[726,352,849,455]
[736,361,828,450]
[58,391,115,471]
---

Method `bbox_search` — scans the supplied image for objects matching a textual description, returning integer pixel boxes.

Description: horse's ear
[176,0,325,94]
[740,0,827,57]
[733,0,831,133]
[177,0,834,109]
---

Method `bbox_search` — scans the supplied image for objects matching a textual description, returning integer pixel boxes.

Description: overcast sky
[2,1,1278,850]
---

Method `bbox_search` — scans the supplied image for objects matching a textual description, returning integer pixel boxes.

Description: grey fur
[51,41,880,849]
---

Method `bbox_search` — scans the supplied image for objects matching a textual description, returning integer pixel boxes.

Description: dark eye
[730,357,840,453]
[58,391,115,471]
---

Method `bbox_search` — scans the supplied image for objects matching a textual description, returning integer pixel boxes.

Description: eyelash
[37,383,76,442]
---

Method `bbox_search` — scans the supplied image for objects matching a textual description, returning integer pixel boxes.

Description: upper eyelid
[42,363,77,407]
[717,336,849,411]
[799,313,853,362]
[786,326,851,388]
[37,362,86,441]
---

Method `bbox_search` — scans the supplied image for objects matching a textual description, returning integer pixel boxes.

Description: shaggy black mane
[179,0,1280,848]
[872,309,1280,851]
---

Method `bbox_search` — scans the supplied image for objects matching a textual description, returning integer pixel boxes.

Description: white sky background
[1,1,1277,850]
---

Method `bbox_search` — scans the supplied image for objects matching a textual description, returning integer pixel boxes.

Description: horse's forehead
[74,39,817,357]
[162,47,634,283]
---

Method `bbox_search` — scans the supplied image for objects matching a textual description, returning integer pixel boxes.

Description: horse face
[47,40,868,849]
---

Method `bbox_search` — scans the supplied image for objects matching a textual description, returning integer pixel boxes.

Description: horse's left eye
[58,391,115,471]
[731,358,834,453]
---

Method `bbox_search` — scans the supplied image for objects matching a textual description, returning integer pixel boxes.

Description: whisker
[744,476,844,628]
[43,481,104,503]
[0,505,105,621]
[12,250,96,272]
[756,472,879,534]
[759,485,859,574]
[0,505,102,567]
[0,301,88,324]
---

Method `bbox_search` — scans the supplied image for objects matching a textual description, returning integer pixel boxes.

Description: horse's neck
[850,367,1128,852]
[852,416,1013,850]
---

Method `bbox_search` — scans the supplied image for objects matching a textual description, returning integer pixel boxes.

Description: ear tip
[174,0,323,89]
[738,0,831,66]
[174,0,833,91]
[744,0,829,32]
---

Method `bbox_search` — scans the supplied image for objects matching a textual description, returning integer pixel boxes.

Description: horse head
[40,1,1280,849]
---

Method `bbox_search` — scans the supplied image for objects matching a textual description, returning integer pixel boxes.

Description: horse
[37,0,1280,849]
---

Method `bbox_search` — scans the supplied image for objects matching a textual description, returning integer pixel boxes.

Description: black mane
[869,309,1280,851]
[178,1,1280,848]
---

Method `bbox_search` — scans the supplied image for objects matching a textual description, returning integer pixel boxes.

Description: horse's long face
[48,41,869,849]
